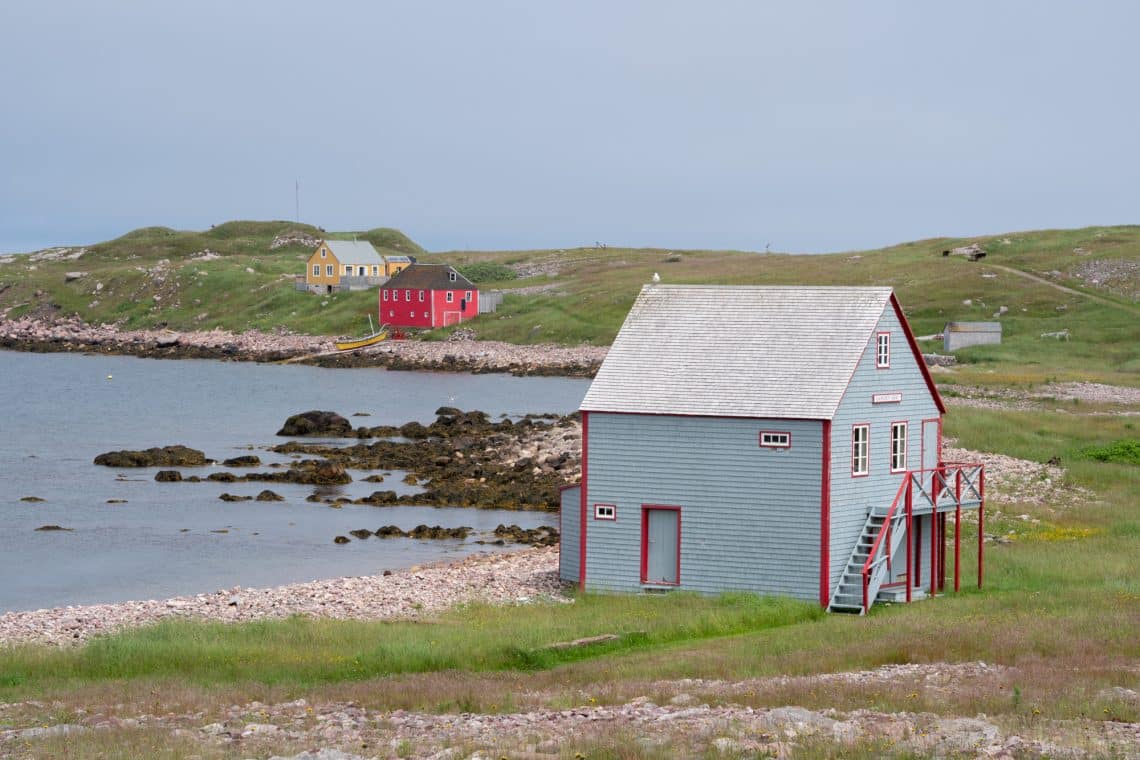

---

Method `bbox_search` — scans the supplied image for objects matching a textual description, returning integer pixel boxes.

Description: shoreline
[0,546,565,648]
[0,315,607,377]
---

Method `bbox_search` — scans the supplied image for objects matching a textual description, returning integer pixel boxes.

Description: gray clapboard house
[560,285,986,613]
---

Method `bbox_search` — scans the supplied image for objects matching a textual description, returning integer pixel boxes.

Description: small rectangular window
[446,291,454,303]
[312,264,319,276]
[372,265,378,276]
[465,290,472,300]
[449,271,457,282]
[876,332,890,368]
[326,265,333,276]
[346,265,353,276]
[419,290,425,302]
[594,504,616,520]
[383,290,388,301]
[852,424,869,476]
[890,422,908,473]
[759,431,791,448]
[405,289,411,301]
[320,248,326,258]
[424,311,429,319]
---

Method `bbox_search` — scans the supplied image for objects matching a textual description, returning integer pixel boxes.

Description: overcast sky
[1,2,1136,254]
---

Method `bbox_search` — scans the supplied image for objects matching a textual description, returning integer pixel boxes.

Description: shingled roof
[581,285,940,420]
[383,264,474,290]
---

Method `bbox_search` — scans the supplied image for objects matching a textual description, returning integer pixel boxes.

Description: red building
[379,264,479,328]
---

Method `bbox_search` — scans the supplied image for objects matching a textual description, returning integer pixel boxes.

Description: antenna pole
[295,179,300,222]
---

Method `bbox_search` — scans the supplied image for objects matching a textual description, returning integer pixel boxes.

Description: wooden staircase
[828,463,985,615]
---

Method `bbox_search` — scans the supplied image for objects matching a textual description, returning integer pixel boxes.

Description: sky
[1,2,1137,254]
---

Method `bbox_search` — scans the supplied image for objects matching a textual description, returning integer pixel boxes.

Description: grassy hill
[0,222,1137,384]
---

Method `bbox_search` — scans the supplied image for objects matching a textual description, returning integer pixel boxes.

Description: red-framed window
[851,424,870,477]
[876,332,891,368]
[759,431,791,448]
[890,421,908,473]
[593,504,616,520]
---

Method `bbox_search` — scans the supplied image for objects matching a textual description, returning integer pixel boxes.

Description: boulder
[222,455,261,467]
[35,524,72,531]
[219,493,252,502]
[20,496,45,502]
[333,535,350,544]
[276,410,352,437]
[349,528,373,539]
[398,421,430,439]
[255,489,284,502]
[154,470,182,482]
[375,525,405,537]
[94,445,209,468]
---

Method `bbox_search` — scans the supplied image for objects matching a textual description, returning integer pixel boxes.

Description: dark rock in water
[20,496,45,502]
[219,493,252,502]
[408,524,471,540]
[363,474,385,483]
[376,525,405,537]
[494,523,560,546]
[222,455,261,467]
[398,421,430,439]
[333,535,350,544]
[435,406,463,417]
[277,410,352,437]
[255,489,284,502]
[106,499,128,504]
[352,411,371,417]
[94,445,209,468]
[35,524,72,531]
[360,490,398,505]
[402,473,419,485]
[207,472,238,482]
[349,528,373,539]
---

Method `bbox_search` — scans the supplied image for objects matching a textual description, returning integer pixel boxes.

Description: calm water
[0,351,589,613]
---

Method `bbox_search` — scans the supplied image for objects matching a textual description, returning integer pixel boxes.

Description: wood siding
[828,303,941,595]
[582,413,823,599]
[559,485,581,583]
[305,245,341,287]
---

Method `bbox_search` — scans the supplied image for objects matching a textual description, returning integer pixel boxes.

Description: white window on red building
[446,291,454,303]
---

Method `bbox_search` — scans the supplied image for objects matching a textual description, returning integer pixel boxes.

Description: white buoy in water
[106,374,113,380]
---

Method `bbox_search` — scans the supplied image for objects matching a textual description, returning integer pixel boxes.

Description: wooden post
[905,475,913,603]
[978,468,986,589]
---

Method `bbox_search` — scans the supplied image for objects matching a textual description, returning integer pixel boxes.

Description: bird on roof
[651,272,660,283]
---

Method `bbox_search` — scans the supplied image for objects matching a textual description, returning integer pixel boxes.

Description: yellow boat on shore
[335,316,388,351]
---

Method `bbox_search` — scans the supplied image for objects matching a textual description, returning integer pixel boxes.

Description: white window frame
[759,431,791,448]
[446,291,454,303]
[418,290,425,302]
[325,264,333,276]
[448,271,457,282]
[890,422,908,473]
[312,264,319,276]
[371,265,379,276]
[465,290,472,301]
[383,290,388,301]
[320,248,326,258]
[852,424,870,477]
[876,332,890,369]
[594,504,616,520]
[405,289,411,301]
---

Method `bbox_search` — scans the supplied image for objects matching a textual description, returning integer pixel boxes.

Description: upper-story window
[320,248,327,258]
[446,291,454,303]
[383,289,389,301]
[449,271,457,282]
[890,422,908,473]
[852,424,869,476]
[418,290,425,302]
[876,332,890,368]
[326,265,333,276]
[405,289,411,301]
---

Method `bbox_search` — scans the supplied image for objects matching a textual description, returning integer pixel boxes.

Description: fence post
[905,474,913,604]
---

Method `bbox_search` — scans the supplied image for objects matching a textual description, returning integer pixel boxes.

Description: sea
[0,350,590,613]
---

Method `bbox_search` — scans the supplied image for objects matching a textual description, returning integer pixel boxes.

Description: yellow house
[304,240,386,293]
[384,255,412,277]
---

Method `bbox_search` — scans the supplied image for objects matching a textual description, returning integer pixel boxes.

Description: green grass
[2,223,1138,386]
[0,593,818,693]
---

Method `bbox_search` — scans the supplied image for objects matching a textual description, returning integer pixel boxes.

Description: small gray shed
[560,285,986,613]
[943,322,1002,352]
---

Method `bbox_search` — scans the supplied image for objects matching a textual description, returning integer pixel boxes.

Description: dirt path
[988,264,1140,315]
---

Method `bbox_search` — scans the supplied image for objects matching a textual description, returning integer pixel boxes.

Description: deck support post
[905,475,913,604]
[978,468,986,589]
[929,470,937,598]
[954,469,962,593]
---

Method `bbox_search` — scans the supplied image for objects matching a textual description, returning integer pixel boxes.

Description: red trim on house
[640,504,682,586]
[758,430,792,448]
[593,503,616,520]
[889,419,909,474]
[579,411,589,591]
[850,422,870,478]
[875,331,891,369]
[889,293,947,414]
[820,420,832,607]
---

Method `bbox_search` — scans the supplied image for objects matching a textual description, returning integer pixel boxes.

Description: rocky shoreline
[0,547,565,648]
[0,316,606,377]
